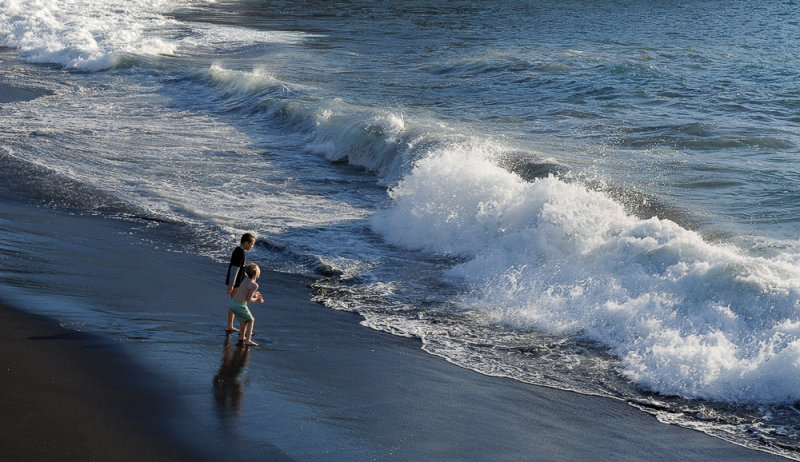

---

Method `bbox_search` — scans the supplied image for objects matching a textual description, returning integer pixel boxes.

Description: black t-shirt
[226,246,246,288]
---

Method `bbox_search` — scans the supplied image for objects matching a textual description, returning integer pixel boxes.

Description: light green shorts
[229,299,254,323]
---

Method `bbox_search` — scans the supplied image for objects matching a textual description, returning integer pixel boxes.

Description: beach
[3,0,800,454]
[0,197,788,461]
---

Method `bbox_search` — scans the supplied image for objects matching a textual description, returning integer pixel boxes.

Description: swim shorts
[229,299,254,323]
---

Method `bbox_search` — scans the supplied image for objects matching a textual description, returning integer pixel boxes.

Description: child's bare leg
[244,319,257,346]
[238,320,251,343]
[225,310,239,332]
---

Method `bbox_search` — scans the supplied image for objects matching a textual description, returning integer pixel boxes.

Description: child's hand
[255,291,264,303]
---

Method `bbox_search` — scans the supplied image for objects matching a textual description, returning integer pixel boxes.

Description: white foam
[186,23,316,47]
[372,140,800,405]
[205,63,290,94]
[0,0,178,70]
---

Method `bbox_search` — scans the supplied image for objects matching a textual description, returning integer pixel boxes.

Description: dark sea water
[2,1,800,457]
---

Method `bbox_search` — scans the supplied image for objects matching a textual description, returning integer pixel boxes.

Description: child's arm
[249,289,264,303]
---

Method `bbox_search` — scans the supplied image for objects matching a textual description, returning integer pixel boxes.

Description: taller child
[225,233,256,332]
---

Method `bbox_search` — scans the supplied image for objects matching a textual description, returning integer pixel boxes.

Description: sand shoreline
[0,198,790,461]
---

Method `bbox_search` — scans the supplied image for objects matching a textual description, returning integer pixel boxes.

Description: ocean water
[2,0,800,457]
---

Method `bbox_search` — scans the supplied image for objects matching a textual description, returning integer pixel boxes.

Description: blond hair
[244,263,259,278]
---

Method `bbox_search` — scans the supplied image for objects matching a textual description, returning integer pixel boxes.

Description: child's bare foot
[244,339,258,346]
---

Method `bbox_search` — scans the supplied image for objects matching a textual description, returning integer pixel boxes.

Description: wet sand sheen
[0,305,200,461]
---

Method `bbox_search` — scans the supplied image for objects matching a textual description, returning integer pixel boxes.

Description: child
[229,263,264,346]
[225,233,256,332]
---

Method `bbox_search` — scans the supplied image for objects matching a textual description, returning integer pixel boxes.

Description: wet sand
[0,304,199,461]
[0,198,789,461]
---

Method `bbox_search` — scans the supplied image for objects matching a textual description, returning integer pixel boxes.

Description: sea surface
[2,0,800,458]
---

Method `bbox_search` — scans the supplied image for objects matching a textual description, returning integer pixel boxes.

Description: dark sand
[0,198,790,461]
[0,305,201,461]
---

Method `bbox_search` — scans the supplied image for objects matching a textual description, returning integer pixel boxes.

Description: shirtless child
[229,263,264,346]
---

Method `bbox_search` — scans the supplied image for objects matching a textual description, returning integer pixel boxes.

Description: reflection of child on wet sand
[229,263,264,346]
[213,335,251,416]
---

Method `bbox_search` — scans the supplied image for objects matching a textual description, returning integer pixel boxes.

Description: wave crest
[372,141,800,405]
